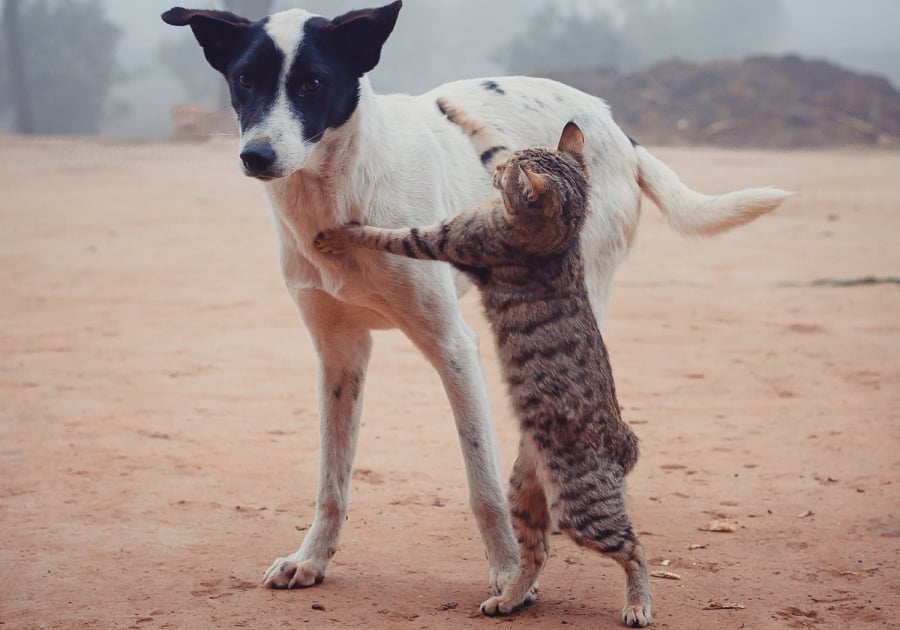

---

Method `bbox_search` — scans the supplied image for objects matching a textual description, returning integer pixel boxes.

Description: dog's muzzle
[240,138,279,180]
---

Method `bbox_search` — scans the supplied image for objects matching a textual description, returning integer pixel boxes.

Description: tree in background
[494,0,785,76]
[0,0,124,134]
[157,31,222,107]
[493,3,624,76]
[2,0,34,133]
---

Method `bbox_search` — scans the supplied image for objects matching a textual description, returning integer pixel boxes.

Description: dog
[162,0,789,603]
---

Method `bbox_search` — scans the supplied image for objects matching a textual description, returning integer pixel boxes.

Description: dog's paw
[262,555,326,589]
[480,595,522,617]
[622,602,653,627]
[313,229,350,255]
[489,569,538,599]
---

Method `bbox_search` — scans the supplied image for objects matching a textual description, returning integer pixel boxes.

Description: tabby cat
[314,99,652,627]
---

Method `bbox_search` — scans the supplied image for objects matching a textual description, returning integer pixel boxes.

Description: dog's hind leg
[390,268,520,595]
[263,289,373,588]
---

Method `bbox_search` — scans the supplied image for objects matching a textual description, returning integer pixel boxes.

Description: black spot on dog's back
[482,80,505,95]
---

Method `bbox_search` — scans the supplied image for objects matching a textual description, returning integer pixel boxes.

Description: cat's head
[493,122,589,222]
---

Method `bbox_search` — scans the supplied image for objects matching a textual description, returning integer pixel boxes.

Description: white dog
[162,0,788,606]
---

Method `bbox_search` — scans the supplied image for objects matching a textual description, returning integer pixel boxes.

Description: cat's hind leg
[608,532,652,628]
[481,446,550,616]
[559,483,652,627]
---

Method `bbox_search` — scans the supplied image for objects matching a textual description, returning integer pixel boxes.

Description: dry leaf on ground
[651,570,682,580]
[702,520,737,532]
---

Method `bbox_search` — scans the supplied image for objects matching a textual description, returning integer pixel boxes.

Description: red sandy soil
[1,137,898,629]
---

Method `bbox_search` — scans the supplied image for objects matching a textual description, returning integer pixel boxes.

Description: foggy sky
[101,0,900,137]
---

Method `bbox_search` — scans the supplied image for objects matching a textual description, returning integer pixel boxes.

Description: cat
[314,99,653,627]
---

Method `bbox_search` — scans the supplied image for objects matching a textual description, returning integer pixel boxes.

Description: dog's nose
[240,139,277,177]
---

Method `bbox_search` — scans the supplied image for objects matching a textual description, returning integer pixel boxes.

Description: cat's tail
[436,98,511,174]
[633,144,792,236]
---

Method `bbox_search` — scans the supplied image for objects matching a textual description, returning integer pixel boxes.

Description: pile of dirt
[551,55,900,149]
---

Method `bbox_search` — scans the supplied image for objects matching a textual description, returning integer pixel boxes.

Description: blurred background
[1,0,899,147]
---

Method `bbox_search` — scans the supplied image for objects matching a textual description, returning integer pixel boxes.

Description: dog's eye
[300,78,322,94]
[237,74,254,90]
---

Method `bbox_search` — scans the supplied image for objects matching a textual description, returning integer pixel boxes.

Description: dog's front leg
[263,290,372,588]
[390,270,520,594]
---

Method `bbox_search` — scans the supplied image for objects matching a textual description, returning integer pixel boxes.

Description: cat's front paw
[314,228,351,255]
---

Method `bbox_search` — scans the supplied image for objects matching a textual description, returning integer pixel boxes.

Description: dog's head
[162,2,402,179]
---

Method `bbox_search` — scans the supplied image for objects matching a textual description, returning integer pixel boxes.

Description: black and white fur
[162,1,789,602]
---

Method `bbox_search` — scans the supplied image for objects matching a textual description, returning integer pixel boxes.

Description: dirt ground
[1,136,898,630]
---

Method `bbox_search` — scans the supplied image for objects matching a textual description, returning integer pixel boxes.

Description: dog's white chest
[264,182,407,323]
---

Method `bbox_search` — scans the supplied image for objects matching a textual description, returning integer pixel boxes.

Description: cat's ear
[518,165,548,204]
[557,121,585,157]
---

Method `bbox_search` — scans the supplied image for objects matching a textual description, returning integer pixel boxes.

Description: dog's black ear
[161,7,251,74]
[330,1,402,77]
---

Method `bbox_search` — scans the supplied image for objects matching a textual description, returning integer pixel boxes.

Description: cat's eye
[237,74,254,90]
[300,78,322,94]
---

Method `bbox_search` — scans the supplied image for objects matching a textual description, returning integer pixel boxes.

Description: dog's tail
[437,97,511,174]
[634,143,791,236]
